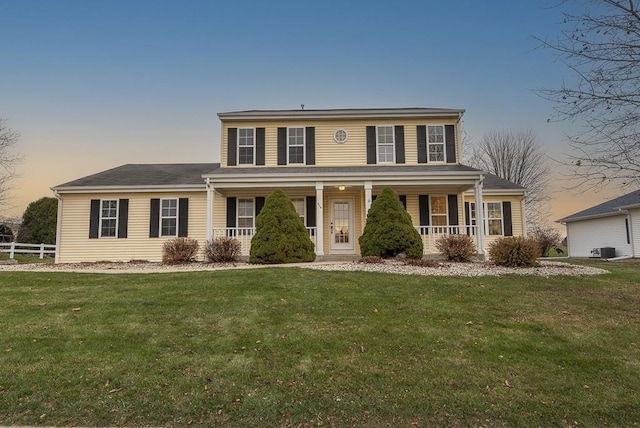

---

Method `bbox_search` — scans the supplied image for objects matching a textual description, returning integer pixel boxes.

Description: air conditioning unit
[590,248,601,258]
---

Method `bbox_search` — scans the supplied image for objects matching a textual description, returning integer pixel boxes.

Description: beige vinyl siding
[58,192,207,263]
[221,118,460,167]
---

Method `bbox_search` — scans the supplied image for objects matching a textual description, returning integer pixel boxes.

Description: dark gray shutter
[89,199,100,239]
[366,126,376,164]
[448,195,459,226]
[445,125,456,163]
[118,199,129,238]
[149,199,160,238]
[417,125,427,163]
[178,198,189,237]
[306,127,315,165]
[227,128,237,166]
[399,195,407,210]
[226,197,237,237]
[419,195,430,234]
[255,197,265,217]
[306,196,316,227]
[503,201,513,236]
[465,202,471,235]
[394,126,405,164]
[277,127,287,165]
[256,128,265,166]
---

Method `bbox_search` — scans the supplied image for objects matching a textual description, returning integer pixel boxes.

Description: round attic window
[333,129,348,144]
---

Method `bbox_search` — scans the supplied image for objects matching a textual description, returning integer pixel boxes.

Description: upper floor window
[100,200,118,237]
[161,199,178,237]
[376,126,395,163]
[430,195,448,227]
[428,125,445,162]
[238,128,255,165]
[288,127,305,164]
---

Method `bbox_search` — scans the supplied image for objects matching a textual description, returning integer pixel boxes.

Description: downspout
[53,190,62,264]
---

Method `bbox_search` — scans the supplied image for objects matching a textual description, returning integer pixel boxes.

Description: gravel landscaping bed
[0,259,609,277]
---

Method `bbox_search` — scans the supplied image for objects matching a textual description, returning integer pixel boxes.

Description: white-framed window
[161,198,178,237]
[469,202,504,236]
[238,128,255,165]
[430,195,448,228]
[288,127,305,164]
[486,202,503,236]
[376,125,395,163]
[290,197,306,223]
[100,199,118,238]
[427,125,445,162]
[237,198,255,229]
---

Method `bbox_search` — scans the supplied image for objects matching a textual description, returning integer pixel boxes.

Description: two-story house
[52,108,526,263]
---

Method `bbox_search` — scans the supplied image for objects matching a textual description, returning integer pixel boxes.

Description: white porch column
[206,179,214,241]
[474,178,485,254]
[364,180,373,214]
[315,182,324,256]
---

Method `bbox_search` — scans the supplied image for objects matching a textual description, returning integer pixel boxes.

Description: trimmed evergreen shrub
[488,236,540,267]
[359,187,423,259]
[435,234,476,262]
[204,237,241,263]
[250,189,316,264]
[162,237,199,264]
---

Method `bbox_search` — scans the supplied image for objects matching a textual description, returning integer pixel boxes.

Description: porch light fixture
[338,185,346,191]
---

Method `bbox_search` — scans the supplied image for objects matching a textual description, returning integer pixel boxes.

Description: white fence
[0,242,56,259]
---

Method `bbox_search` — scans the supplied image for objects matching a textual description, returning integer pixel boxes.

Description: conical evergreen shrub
[250,189,316,264]
[359,187,423,259]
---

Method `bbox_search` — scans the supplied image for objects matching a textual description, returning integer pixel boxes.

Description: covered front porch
[203,165,488,259]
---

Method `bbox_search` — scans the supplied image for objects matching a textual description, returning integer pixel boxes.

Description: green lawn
[0,260,639,427]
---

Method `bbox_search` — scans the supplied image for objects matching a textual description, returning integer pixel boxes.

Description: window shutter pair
[89,199,129,239]
[366,126,405,164]
[149,198,189,238]
[226,196,316,227]
[277,127,316,165]
[418,194,459,232]
[417,125,457,164]
[227,128,265,166]
[464,201,513,236]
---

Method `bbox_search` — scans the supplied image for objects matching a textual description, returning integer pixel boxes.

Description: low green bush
[162,237,199,264]
[488,236,540,267]
[204,237,241,263]
[435,234,476,262]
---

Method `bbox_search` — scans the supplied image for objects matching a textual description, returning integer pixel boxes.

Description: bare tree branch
[465,129,551,228]
[0,118,21,211]
[535,0,640,191]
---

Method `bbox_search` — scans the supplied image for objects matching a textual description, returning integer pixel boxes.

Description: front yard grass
[0,259,638,426]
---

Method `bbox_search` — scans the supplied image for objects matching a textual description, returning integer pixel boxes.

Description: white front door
[329,197,355,253]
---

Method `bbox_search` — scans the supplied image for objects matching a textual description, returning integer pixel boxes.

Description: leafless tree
[536,0,640,191]
[0,118,21,210]
[465,129,551,228]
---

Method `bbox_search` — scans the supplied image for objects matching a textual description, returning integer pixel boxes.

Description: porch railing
[212,227,318,256]
[415,226,478,254]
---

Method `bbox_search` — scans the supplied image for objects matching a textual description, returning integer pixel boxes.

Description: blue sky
[0,0,615,222]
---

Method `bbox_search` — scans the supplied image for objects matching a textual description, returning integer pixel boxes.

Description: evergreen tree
[17,197,57,244]
[359,187,423,259]
[250,189,315,264]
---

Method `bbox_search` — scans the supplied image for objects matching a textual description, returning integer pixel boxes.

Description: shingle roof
[558,189,640,223]
[53,163,524,191]
[52,163,220,189]
[218,107,465,120]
